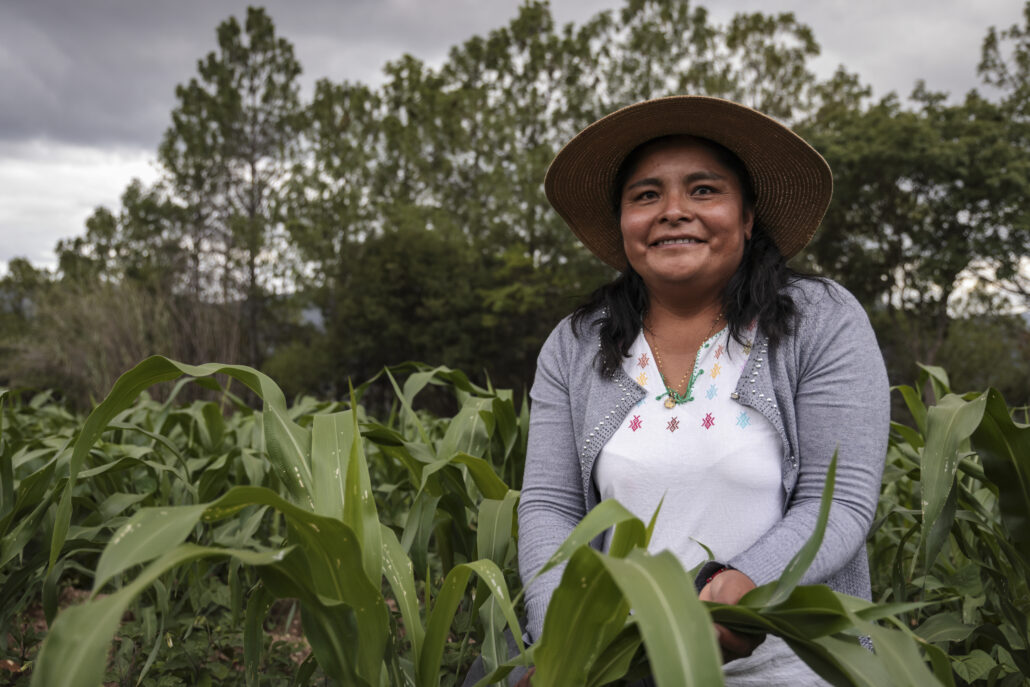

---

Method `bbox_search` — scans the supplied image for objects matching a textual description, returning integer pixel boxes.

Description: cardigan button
[730,392,739,399]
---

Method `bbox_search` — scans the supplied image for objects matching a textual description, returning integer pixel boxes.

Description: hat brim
[545,96,832,269]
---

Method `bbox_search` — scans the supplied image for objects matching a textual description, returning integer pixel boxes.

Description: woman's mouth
[652,237,703,247]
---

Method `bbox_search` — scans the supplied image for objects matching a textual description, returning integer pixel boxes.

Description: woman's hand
[698,569,765,663]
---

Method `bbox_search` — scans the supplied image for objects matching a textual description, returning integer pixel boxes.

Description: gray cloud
[0,0,1019,151]
[0,0,617,149]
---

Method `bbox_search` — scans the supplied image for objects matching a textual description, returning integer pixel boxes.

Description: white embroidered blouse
[594,324,784,570]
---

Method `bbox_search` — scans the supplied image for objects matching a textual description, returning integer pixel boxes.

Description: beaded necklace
[646,313,724,409]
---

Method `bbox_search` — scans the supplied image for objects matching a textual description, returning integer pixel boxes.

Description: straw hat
[545,95,832,270]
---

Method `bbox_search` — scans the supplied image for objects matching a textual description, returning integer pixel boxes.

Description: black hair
[572,136,807,377]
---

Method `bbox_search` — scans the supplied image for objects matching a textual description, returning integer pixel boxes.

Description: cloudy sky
[0,0,1022,273]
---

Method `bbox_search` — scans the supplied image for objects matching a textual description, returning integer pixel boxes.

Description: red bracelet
[705,567,730,585]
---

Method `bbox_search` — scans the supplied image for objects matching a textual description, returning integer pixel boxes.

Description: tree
[158,7,306,365]
[802,86,1030,365]
[978,0,1030,301]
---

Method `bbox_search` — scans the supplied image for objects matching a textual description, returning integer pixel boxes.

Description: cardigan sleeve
[728,282,890,588]
[517,319,588,642]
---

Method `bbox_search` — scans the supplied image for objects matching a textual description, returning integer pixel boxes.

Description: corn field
[0,359,1026,686]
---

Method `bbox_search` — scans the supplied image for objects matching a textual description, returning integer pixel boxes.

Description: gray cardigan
[517,278,890,642]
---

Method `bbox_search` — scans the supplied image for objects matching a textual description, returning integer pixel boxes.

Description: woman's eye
[635,190,659,201]
[693,185,715,196]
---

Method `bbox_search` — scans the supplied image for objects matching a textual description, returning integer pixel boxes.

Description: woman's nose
[659,191,692,223]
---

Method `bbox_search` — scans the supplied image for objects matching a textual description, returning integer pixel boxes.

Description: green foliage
[870,365,1030,685]
[4,0,1028,403]
[4,356,1027,685]
[801,87,1030,367]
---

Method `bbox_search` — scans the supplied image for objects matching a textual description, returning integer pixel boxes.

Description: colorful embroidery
[706,384,717,400]
[714,343,724,359]
[638,353,650,368]
[666,417,680,433]
[736,411,751,429]
[702,413,715,429]
[710,362,721,379]
[629,415,643,432]
[636,371,648,386]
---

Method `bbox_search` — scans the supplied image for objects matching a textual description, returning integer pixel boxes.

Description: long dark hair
[571,136,808,376]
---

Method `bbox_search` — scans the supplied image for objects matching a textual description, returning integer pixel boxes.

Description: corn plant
[12,358,525,687]
[4,358,1027,685]
[869,365,1030,686]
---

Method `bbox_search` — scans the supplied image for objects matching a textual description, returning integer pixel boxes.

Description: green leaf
[476,491,518,568]
[891,421,925,450]
[50,356,314,572]
[93,504,207,593]
[918,364,952,401]
[951,649,996,683]
[380,524,425,665]
[449,452,510,499]
[530,499,645,581]
[865,622,945,687]
[599,549,723,687]
[785,633,889,687]
[533,547,630,686]
[746,452,838,607]
[972,388,1030,564]
[895,385,928,434]
[343,407,383,588]
[915,612,974,643]
[438,396,493,462]
[921,393,986,569]
[418,559,523,687]
[311,413,350,519]
[32,544,288,687]
[585,624,643,687]
[244,585,275,687]
[0,390,13,522]
[753,585,852,638]
[477,596,510,678]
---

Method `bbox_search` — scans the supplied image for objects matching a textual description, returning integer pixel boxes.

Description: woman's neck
[644,290,724,353]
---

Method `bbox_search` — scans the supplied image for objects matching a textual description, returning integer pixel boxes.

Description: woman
[517,96,889,684]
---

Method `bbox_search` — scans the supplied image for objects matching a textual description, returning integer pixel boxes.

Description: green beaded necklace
[646,313,723,408]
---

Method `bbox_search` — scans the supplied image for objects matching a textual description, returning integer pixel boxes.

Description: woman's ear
[743,208,754,241]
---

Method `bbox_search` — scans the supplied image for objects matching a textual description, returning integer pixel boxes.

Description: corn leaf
[419,559,523,687]
[972,388,1030,564]
[50,356,315,572]
[533,547,630,686]
[599,549,723,687]
[32,544,288,687]
[92,503,207,593]
[745,453,838,608]
[380,523,425,666]
[921,393,986,569]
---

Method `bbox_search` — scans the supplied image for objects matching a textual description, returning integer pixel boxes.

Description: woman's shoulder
[547,306,601,350]
[785,275,866,319]
[781,276,879,362]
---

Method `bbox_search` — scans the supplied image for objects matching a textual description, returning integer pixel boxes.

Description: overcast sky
[0,0,1022,273]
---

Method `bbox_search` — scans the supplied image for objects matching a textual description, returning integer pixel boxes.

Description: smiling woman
[506,96,892,686]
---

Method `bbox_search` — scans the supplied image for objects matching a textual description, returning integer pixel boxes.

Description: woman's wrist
[694,561,734,594]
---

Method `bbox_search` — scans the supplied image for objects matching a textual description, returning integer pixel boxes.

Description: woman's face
[618,136,753,298]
